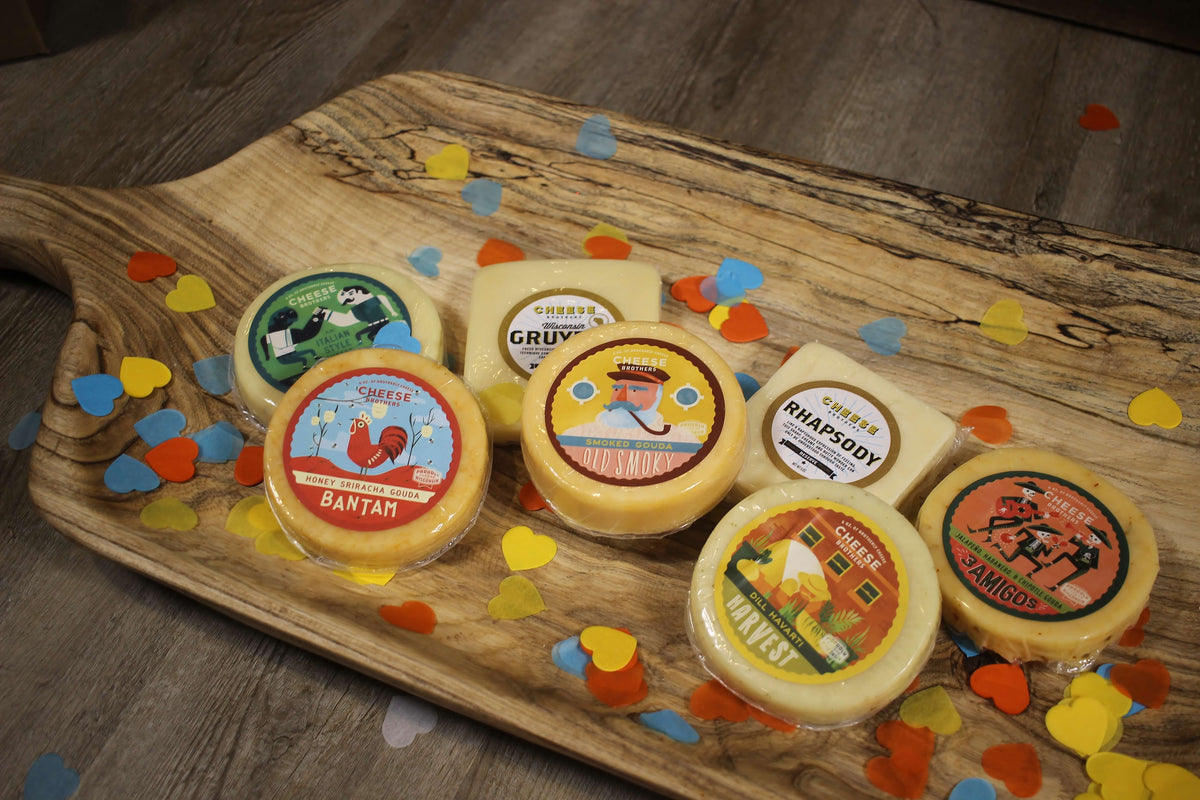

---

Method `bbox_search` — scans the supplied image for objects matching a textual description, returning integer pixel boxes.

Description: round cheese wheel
[263,348,489,572]
[521,321,747,537]
[233,263,444,426]
[689,479,941,728]
[916,448,1158,668]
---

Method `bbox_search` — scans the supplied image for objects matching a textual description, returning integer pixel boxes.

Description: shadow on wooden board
[984,0,1200,52]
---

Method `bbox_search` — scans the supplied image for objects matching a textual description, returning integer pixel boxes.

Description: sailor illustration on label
[562,363,701,446]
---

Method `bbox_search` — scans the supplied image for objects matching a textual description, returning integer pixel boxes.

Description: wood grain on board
[1,71,1196,798]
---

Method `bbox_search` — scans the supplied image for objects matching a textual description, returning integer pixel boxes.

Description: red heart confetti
[748,705,797,732]
[970,661,1030,714]
[781,345,800,365]
[689,679,751,722]
[720,300,769,343]
[234,445,265,486]
[960,405,1014,445]
[127,251,177,282]
[1118,607,1151,647]
[518,481,547,511]
[1109,658,1170,708]
[866,720,936,799]
[476,238,525,267]
[982,742,1042,798]
[1079,103,1120,131]
[584,235,632,260]
[144,436,200,482]
[379,601,437,635]
[670,276,716,313]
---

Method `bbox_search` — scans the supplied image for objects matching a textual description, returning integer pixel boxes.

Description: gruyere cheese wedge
[917,448,1158,668]
[234,263,444,426]
[463,259,662,443]
[521,320,746,537]
[733,342,958,506]
[263,348,488,572]
[689,479,941,728]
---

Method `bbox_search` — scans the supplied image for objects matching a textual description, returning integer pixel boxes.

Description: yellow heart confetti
[1143,762,1200,799]
[248,501,280,533]
[898,685,962,735]
[119,356,173,398]
[334,568,397,586]
[1127,387,1183,429]
[141,497,198,530]
[479,383,524,426]
[708,304,731,331]
[579,626,638,672]
[1065,672,1133,718]
[254,528,307,561]
[165,274,216,312]
[225,495,273,537]
[1045,696,1113,756]
[501,525,557,571]
[1086,752,1152,797]
[980,299,1029,345]
[424,144,470,180]
[487,575,546,619]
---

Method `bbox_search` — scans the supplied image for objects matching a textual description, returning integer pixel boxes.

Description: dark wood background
[1,1,1196,797]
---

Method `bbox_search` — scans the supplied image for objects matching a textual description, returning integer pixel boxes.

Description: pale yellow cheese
[263,348,488,572]
[521,320,746,537]
[234,263,444,426]
[689,479,941,728]
[463,259,661,443]
[733,342,958,507]
[916,448,1158,667]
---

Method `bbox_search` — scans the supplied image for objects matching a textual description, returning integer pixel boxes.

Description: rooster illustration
[346,412,408,474]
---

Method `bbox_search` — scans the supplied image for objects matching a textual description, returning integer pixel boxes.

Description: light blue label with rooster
[281,368,462,530]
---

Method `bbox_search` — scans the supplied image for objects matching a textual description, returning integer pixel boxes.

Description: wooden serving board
[1,72,1197,798]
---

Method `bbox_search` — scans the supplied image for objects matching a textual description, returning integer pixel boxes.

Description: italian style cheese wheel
[521,321,747,537]
[689,480,941,728]
[463,259,662,444]
[916,448,1158,668]
[263,348,489,572]
[733,342,959,506]
[234,263,444,426]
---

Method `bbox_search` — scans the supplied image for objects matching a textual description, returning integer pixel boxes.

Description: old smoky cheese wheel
[521,321,747,537]
[689,480,941,728]
[916,448,1158,666]
[234,263,444,426]
[263,348,488,572]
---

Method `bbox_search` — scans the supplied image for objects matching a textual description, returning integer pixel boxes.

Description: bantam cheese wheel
[234,263,444,426]
[917,448,1158,669]
[689,480,941,728]
[263,348,488,572]
[521,321,747,537]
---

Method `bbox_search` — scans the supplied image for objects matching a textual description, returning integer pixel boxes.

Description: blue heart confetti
[134,408,187,447]
[462,179,502,216]
[947,777,996,800]
[734,373,760,401]
[715,257,764,298]
[192,355,232,395]
[104,455,161,493]
[70,373,124,416]
[552,635,590,680]
[575,114,618,160]
[373,321,422,354]
[23,753,80,800]
[407,246,442,278]
[8,410,41,450]
[859,317,907,356]
[948,627,981,658]
[190,420,244,463]
[638,709,699,744]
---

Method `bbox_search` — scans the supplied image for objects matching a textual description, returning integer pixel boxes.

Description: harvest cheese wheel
[689,480,941,728]
[234,263,444,426]
[733,342,958,506]
[263,348,488,572]
[463,259,662,444]
[521,321,747,537]
[916,448,1158,667]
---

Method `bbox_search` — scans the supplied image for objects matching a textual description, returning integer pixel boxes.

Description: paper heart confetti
[517,480,548,512]
[552,635,591,679]
[898,684,961,734]
[119,356,172,398]
[1095,663,1146,715]
[23,753,80,800]
[1143,762,1200,799]
[379,601,437,635]
[638,710,699,744]
[575,114,618,159]
[1109,658,1170,709]
[980,299,1029,345]
[487,575,546,619]
[191,421,243,463]
[719,301,769,343]
[126,250,177,282]
[969,661,1029,714]
[579,626,638,672]
[1127,387,1182,429]
[948,628,981,657]
[961,405,1014,445]
[715,257,764,297]
[476,238,525,266]
[1118,607,1151,647]
[1086,752,1151,797]
[407,246,442,277]
[7,410,40,449]
[735,372,760,400]
[1045,695,1115,756]
[71,373,124,416]
[225,495,271,537]
[865,720,936,799]
[1079,103,1120,131]
[334,567,395,585]
[859,317,907,356]
[689,679,751,722]
[373,320,421,353]
[585,658,648,707]
[382,693,439,748]
[1065,671,1133,718]
[479,383,524,426]
[982,742,1042,798]
[234,445,264,486]
[462,178,502,216]
[140,497,198,530]
[583,235,633,260]
[424,143,470,180]
[255,528,306,560]
[501,525,557,571]
[192,355,232,395]
[247,500,279,532]
[145,436,200,482]
[671,276,716,313]
[748,706,796,732]
[947,778,996,800]
[165,274,215,312]
[104,454,161,493]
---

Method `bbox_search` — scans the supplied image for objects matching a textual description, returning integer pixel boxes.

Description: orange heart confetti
[380,601,438,635]
[423,143,470,180]
[719,300,769,343]
[585,659,647,707]
[145,436,199,482]
[689,679,751,722]
[584,235,633,260]
[960,405,1014,445]
[1127,387,1183,429]
[1079,103,1120,131]
[982,742,1042,798]
[126,251,177,282]
[501,525,557,571]
[517,480,547,511]
[1109,658,1170,709]
[165,274,216,312]
[476,238,525,267]
[781,345,800,365]
[1118,607,1150,647]
[866,720,936,800]
[670,275,716,313]
[234,445,265,486]
[748,705,797,732]
[969,661,1029,714]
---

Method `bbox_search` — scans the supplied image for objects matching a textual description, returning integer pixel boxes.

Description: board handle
[0,171,76,292]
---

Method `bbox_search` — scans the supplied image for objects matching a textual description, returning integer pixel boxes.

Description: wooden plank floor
[0,1,1196,798]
